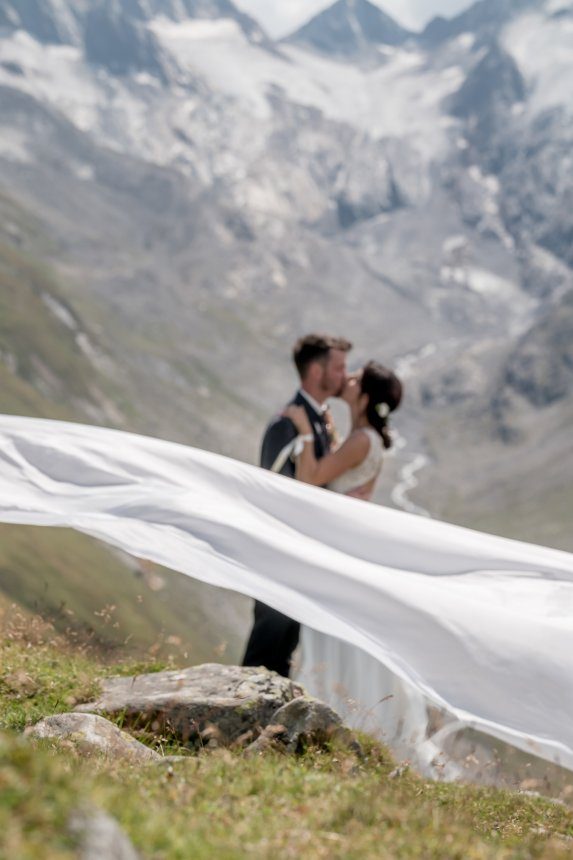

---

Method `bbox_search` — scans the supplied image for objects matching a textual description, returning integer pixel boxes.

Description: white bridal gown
[298,427,434,764]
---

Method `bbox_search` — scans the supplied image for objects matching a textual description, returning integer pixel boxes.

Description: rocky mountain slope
[0,0,572,565]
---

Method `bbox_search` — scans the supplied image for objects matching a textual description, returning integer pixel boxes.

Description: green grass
[0,623,103,734]
[0,361,77,419]
[0,238,97,404]
[0,234,83,419]
[0,524,247,665]
[0,188,134,426]
[2,623,573,859]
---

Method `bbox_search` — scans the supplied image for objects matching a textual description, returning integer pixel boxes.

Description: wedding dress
[328,427,383,494]
[1,415,573,778]
[299,427,432,764]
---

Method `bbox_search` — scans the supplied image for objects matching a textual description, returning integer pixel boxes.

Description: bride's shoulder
[360,427,384,455]
[348,428,371,443]
[352,427,379,446]
[342,429,370,456]
[345,428,375,458]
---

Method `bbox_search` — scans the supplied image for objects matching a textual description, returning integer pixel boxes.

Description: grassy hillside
[0,190,249,663]
[1,620,573,859]
[0,192,127,422]
[0,525,249,664]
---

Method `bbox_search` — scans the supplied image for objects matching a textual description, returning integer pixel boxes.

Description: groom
[242,333,352,677]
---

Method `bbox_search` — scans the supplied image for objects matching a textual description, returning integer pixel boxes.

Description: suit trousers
[241,600,300,678]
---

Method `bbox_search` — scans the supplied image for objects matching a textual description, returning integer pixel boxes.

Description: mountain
[449,41,525,128]
[0,0,572,575]
[504,290,573,409]
[83,1,168,79]
[0,0,269,53]
[0,0,84,44]
[421,0,537,45]
[285,0,412,58]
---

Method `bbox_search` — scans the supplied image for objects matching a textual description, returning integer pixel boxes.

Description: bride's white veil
[1,414,573,782]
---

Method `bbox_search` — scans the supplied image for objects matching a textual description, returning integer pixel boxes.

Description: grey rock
[75,664,303,748]
[504,290,573,407]
[421,364,481,408]
[501,108,573,267]
[69,807,140,860]
[246,695,361,755]
[389,763,410,779]
[25,713,161,763]
[449,41,526,146]
[83,0,175,82]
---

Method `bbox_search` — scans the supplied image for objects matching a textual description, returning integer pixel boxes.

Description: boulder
[75,664,303,748]
[246,695,361,755]
[25,713,161,763]
[69,807,140,860]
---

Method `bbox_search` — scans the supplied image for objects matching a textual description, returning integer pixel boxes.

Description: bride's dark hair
[361,361,403,450]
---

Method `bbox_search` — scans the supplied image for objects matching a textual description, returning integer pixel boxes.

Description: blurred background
[1,0,571,663]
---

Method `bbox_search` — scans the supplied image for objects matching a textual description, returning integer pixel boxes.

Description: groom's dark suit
[242,391,331,676]
[260,390,331,477]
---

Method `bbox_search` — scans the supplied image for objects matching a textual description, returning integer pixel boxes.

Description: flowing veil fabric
[297,628,437,768]
[1,415,573,774]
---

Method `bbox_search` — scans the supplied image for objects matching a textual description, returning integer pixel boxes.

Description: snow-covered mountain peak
[284,0,412,59]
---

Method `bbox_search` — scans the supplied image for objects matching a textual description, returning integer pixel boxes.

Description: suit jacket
[260,391,330,480]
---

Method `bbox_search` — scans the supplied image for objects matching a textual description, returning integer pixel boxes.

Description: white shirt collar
[298,389,328,415]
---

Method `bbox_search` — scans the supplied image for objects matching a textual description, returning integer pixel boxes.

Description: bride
[285,362,430,752]
[284,360,402,499]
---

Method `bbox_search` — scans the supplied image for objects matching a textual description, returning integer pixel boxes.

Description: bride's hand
[323,407,340,447]
[283,405,312,435]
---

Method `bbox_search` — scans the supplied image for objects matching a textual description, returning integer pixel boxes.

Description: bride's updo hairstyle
[361,361,403,450]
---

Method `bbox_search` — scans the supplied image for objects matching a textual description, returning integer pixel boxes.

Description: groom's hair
[293,333,352,379]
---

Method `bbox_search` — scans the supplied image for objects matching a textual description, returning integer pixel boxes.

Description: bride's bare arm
[283,406,369,487]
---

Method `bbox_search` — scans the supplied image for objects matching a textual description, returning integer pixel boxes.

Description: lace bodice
[328,427,383,494]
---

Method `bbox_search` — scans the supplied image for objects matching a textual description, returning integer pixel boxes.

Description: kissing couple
[243,332,403,678]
